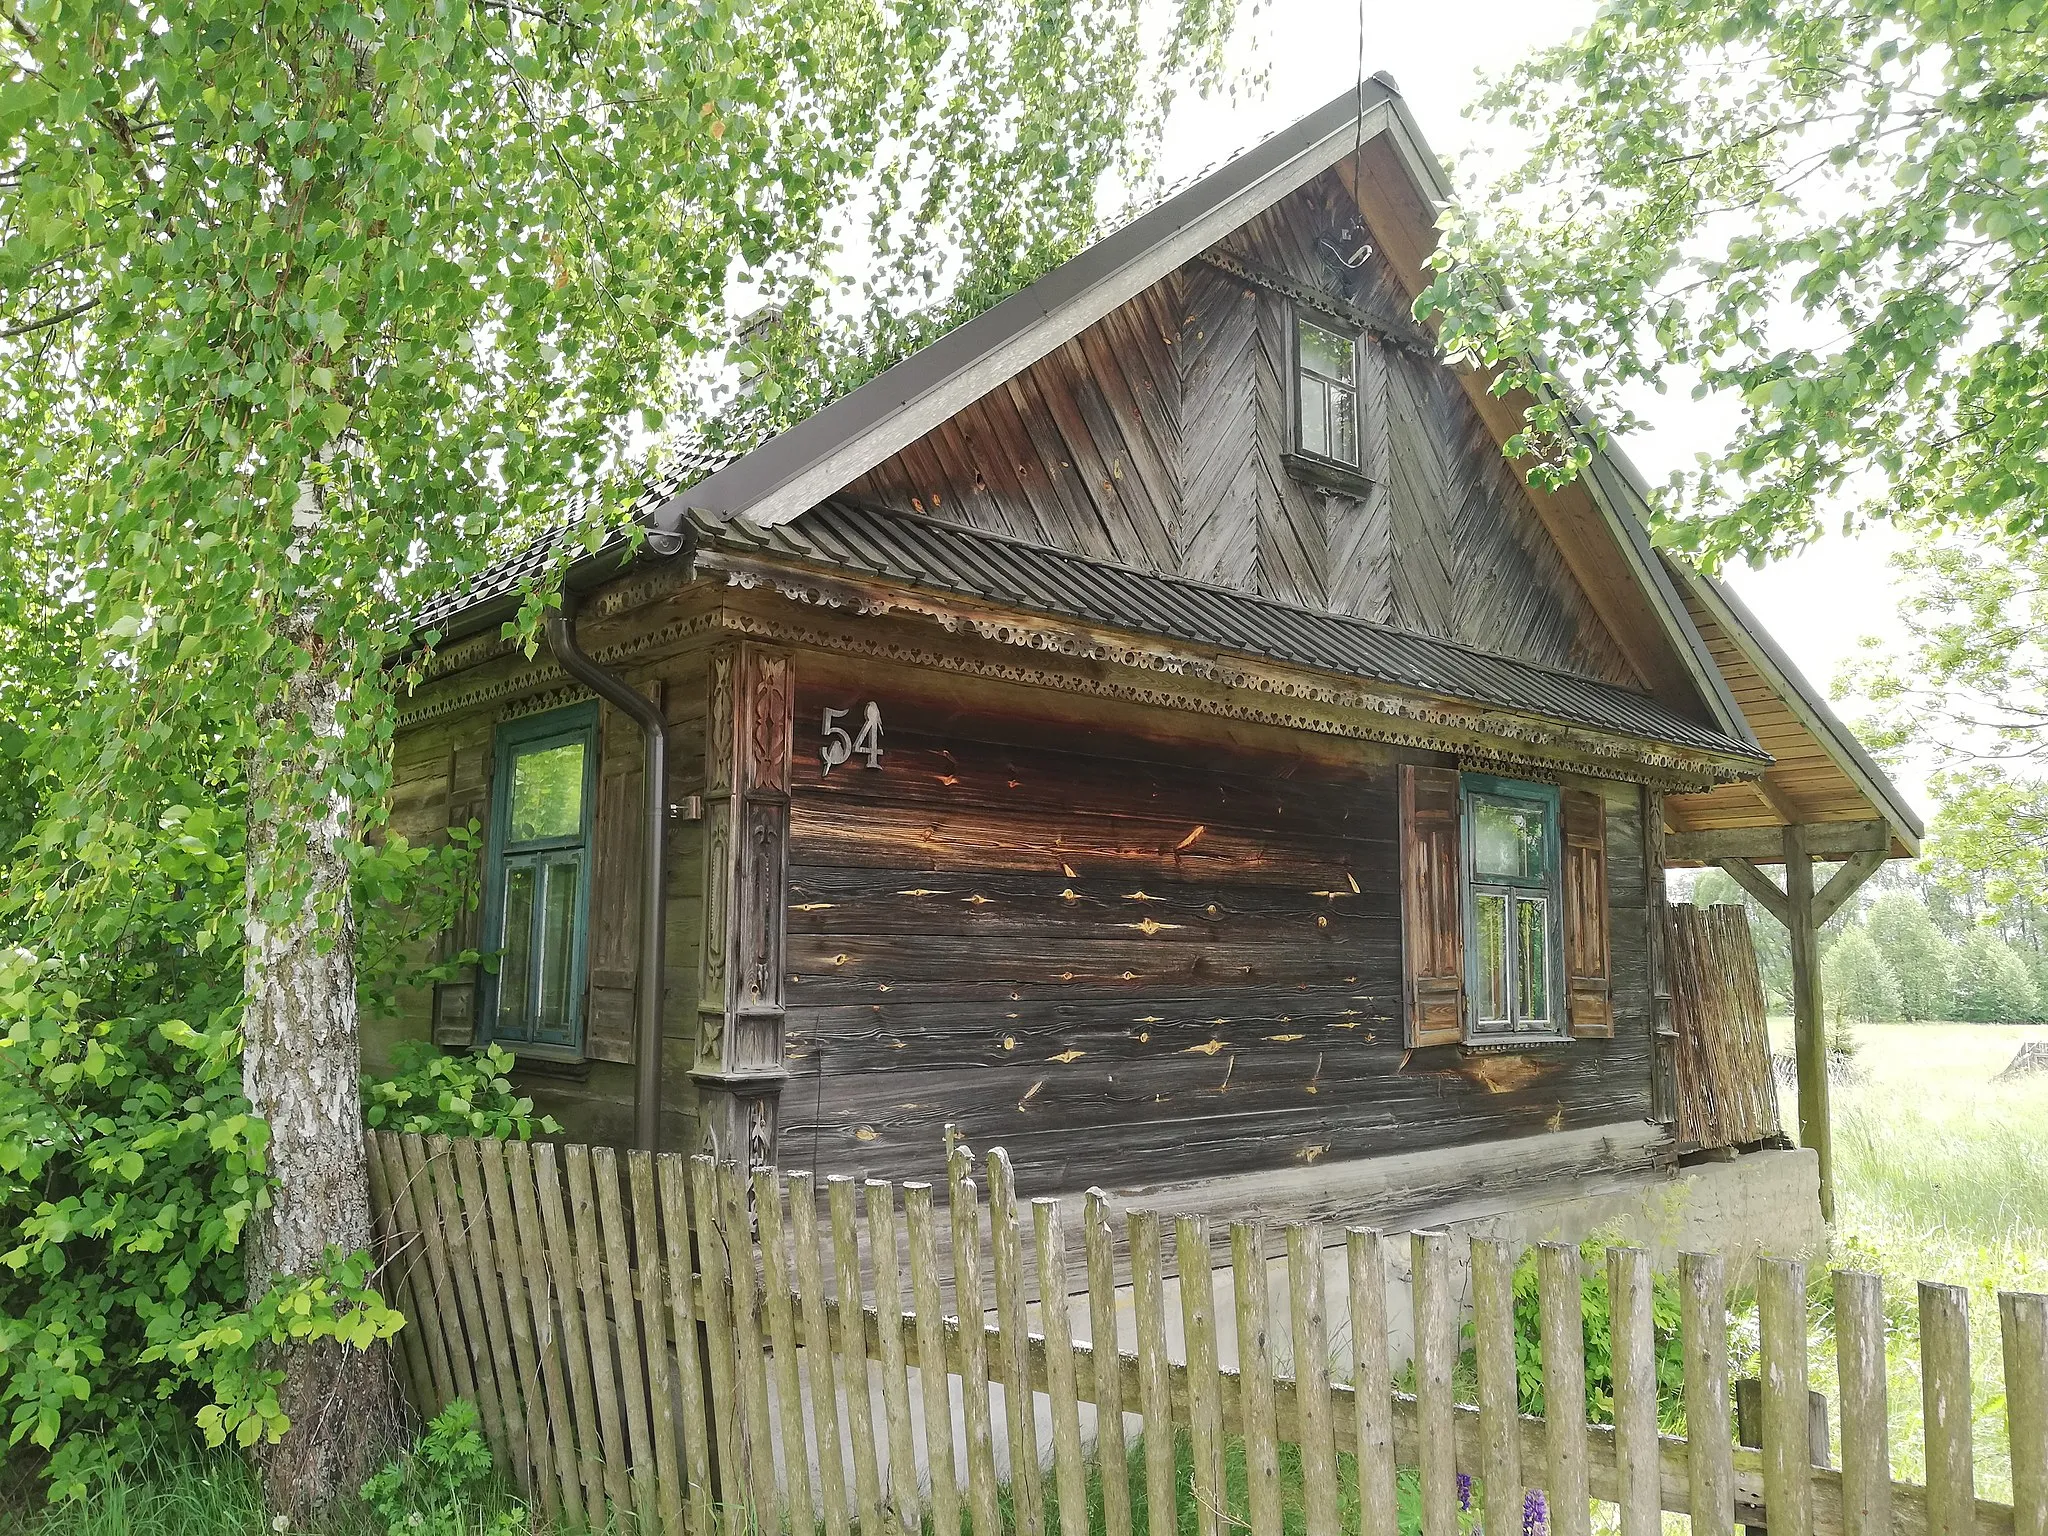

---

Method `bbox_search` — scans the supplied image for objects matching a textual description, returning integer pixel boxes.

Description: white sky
[1156,0,1920,806]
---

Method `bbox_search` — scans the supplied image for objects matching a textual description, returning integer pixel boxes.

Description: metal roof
[701,500,1765,760]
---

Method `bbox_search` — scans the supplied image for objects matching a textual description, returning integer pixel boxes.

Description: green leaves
[1423,0,2048,566]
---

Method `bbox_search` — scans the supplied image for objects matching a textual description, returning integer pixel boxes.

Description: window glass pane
[510,740,585,842]
[1516,894,1550,1024]
[534,858,581,1042]
[1299,322,1355,381]
[1299,377,1329,458]
[1475,891,1510,1026]
[1330,384,1359,466]
[499,863,536,1040]
[1473,797,1549,881]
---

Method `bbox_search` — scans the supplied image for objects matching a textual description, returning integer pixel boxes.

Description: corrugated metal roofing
[411,438,740,634]
[703,500,1764,760]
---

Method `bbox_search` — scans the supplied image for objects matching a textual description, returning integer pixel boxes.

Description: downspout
[545,589,670,1152]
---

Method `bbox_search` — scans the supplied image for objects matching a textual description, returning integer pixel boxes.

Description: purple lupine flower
[1459,1474,1473,1512]
[1522,1488,1548,1536]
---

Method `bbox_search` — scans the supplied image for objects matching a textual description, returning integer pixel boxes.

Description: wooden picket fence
[365,1130,2048,1536]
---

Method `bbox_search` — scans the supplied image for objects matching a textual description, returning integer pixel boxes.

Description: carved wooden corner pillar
[693,641,794,1168]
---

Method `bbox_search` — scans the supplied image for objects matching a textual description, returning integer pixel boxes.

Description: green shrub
[1482,1238,1686,1432]
[363,1044,560,1141]
[0,801,480,1498]
[1823,928,1902,1025]
[1864,894,1953,1020]
[359,1400,524,1536]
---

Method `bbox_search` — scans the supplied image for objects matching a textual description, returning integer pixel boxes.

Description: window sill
[1281,450,1378,500]
[1462,1035,1572,1053]
[503,1049,592,1081]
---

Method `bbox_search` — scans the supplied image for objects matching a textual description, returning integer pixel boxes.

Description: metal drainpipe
[545,594,668,1152]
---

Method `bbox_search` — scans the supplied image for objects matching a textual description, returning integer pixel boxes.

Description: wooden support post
[692,641,794,1165]
[1782,825,1831,1221]
[1645,788,1677,1125]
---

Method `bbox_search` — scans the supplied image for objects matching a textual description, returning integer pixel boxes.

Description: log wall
[780,651,1656,1198]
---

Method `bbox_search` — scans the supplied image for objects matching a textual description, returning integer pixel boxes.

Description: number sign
[821,701,884,774]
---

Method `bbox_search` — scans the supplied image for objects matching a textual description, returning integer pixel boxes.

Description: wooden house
[384,80,1918,1242]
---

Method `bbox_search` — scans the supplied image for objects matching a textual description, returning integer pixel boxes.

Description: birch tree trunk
[241,639,399,1519]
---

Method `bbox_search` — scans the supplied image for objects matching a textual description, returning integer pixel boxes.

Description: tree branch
[2,296,99,338]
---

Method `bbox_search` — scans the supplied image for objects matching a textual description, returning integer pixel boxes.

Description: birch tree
[0,0,1236,1515]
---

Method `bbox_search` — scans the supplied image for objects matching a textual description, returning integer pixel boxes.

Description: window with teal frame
[1461,774,1565,1042]
[482,702,597,1054]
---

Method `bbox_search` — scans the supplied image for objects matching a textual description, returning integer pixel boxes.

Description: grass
[1767,1018,2048,1503]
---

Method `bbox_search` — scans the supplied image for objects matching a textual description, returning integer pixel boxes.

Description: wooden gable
[843,167,1639,690]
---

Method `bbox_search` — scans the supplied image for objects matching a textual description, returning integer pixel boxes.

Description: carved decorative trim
[401,556,1747,793]
[696,564,1746,792]
[1198,250,1437,359]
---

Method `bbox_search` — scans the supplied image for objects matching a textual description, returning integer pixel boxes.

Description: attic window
[1294,314,1361,468]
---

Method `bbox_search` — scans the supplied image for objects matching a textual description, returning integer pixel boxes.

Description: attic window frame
[1283,306,1376,497]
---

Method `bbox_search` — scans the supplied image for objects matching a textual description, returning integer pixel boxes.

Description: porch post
[1781,825,1831,1222]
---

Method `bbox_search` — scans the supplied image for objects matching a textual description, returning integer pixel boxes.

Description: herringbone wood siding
[842,168,1636,688]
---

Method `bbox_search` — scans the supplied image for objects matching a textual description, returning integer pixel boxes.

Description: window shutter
[1400,763,1464,1047]
[1564,787,1614,1038]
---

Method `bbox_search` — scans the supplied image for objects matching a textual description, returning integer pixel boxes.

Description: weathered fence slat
[905,1183,961,1536]
[564,1145,634,1520]
[789,1170,851,1536]
[1036,1199,1089,1536]
[1349,1227,1401,1536]
[947,1153,1002,1536]
[1086,1189,1134,1536]
[1413,1230,1458,1536]
[1129,1209,1176,1536]
[687,1155,743,1534]
[987,1148,1045,1536]
[756,1169,817,1536]
[868,1179,921,1536]
[393,1132,469,1415]
[1836,1269,1891,1536]
[627,1150,686,1536]
[1470,1236,1522,1536]
[447,1138,525,1491]
[1235,1221,1283,1536]
[1761,1257,1815,1536]
[1923,1281,1976,1536]
[1179,1214,1225,1536]
[1287,1221,1339,1536]
[367,1131,2048,1536]
[535,1142,609,1521]
[592,1146,657,1533]
[2005,1291,2048,1536]
[1610,1244,1660,1536]
[1538,1240,1593,1536]
[365,1132,438,1420]
[471,1139,555,1521]
[828,1174,886,1536]
[506,1140,585,1530]
[1682,1250,1733,1536]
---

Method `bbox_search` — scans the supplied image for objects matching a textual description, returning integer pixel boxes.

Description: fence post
[1234,1221,1283,1536]
[1349,1228,1400,1536]
[1610,1246,1660,1536]
[1413,1230,1459,1536]
[1130,1211,1177,1536]
[1179,1215,1226,1536]
[1288,1222,1340,1536]
[1681,1253,1732,1536]
[2003,1291,2048,1536]
[1758,1258,1814,1536]
[1537,1241,1592,1536]
[1087,1190,1135,1536]
[1835,1271,1890,1536]
[1921,1281,1975,1536]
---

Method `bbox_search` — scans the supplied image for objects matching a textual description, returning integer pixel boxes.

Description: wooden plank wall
[381,636,715,1152]
[845,168,1639,692]
[780,657,1655,1199]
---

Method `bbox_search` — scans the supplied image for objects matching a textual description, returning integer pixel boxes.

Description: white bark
[241,639,396,1514]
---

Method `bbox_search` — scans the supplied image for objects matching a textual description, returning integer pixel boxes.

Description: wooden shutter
[585,696,651,1064]
[1400,764,1465,1047]
[1564,787,1614,1038]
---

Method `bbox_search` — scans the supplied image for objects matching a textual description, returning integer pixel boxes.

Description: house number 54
[821,702,884,774]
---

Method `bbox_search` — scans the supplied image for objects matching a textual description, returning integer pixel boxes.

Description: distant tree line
[1683,867,2048,1027]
